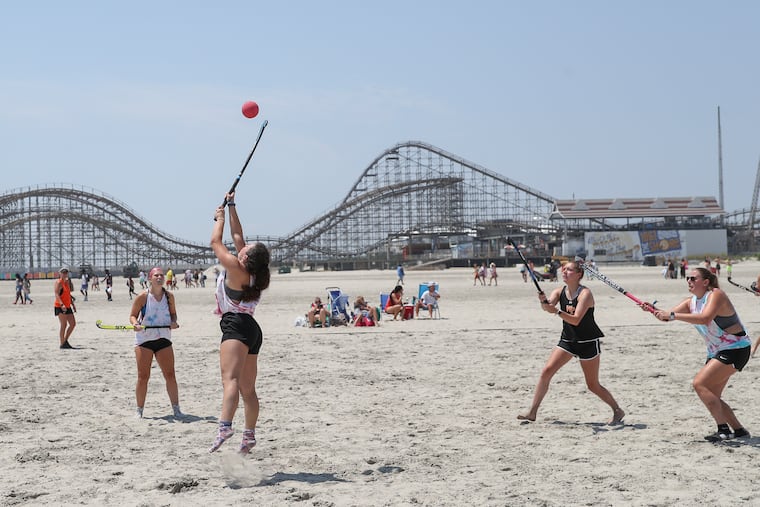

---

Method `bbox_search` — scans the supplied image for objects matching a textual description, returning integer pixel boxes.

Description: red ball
[242,101,259,118]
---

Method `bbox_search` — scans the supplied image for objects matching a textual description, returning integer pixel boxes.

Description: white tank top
[134,290,172,346]
[214,270,258,317]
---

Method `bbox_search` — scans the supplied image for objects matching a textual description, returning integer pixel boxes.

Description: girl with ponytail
[209,191,271,455]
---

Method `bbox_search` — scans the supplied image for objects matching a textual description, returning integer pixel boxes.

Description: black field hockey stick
[95,320,172,331]
[580,262,656,314]
[215,119,269,220]
[507,237,547,303]
[727,277,759,295]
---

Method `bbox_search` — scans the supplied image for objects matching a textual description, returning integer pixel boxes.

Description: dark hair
[241,242,271,301]
[694,267,719,289]
[392,285,403,295]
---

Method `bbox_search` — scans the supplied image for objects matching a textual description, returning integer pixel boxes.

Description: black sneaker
[704,431,733,442]
[733,428,751,439]
[60,341,73,350]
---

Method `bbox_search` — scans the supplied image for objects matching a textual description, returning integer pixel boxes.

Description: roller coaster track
[0,185,216,273]
[1,141,610,271]
[259,140,558,262]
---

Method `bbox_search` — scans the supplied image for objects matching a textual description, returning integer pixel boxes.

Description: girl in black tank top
[517,260,624,425]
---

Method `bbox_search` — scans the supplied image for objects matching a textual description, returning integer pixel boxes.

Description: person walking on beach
[473,264,483,286]
[209,191,271,455]
[128,267,182,419]
[54,268,77,349]
[13,273,24,304]
[80,271,89,301]
[644,267,751,441]
[518,260,625,424]
[396,264,405,286]
[22,273,33,304]
[127,276,137,300]
[102,269,113,301]
[488,262,498,286]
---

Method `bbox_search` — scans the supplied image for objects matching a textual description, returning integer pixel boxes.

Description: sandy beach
[2,261,760,506]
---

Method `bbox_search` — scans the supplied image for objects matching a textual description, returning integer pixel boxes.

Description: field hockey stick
[727,277,759,295]
[507,237,547,303]
[215,120,269,220]
[95,320,172,331]
[580,262,656,314]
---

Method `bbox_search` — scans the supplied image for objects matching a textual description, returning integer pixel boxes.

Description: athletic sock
[209,421,234,453]
[172,404,183,418]
[239,429,257,455]
[718,424,730,434]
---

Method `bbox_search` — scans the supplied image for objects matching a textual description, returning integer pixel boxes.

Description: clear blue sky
[2,1,759,244]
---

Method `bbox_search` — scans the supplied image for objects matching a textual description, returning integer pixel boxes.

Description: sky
[2,1,759,244]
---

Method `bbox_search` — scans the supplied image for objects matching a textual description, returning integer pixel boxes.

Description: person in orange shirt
[54,267,77,349]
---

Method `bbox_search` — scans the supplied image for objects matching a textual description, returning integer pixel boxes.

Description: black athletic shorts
[557,338,601,360]
[54,307,74,316]
[139,338,173,353]
[220,312,262,355]
[709,346,751,371]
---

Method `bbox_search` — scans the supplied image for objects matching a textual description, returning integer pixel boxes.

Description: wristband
[227,202,236,206]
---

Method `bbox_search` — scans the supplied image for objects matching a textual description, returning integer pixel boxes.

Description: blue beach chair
[326,286,352,326]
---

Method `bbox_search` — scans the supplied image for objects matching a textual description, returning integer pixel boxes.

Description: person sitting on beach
[353,296,379,326]
[415,283,440,318]
[518,260,625,425]
[384,285,404,320]
[307,296,328,327]
[643,267,751,442]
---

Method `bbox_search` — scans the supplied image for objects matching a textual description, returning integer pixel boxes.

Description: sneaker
[135,407,144,419]
[209,426,234,453]
[733,428,751,439]
[238,430,257,455]
[704,431,733,442]
[60,341,73,350]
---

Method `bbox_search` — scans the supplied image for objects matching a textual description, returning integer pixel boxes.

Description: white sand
[2,261,760,506]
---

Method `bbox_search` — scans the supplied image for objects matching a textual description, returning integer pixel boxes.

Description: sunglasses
[686,276,699,282]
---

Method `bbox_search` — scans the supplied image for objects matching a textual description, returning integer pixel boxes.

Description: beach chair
[326,287,352,326]
[417,282,441,319]
[380,293,389,312]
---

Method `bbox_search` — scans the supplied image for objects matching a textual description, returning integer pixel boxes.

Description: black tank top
[559,285,604,342]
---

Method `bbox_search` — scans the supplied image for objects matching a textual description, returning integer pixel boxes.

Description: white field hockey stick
[727,277,759,295]
[580,262,656,314]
